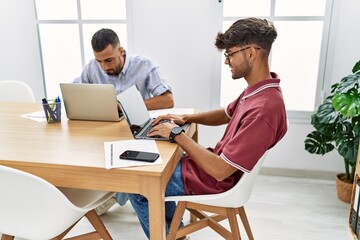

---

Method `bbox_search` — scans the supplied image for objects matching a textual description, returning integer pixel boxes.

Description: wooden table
[0,102,197,240]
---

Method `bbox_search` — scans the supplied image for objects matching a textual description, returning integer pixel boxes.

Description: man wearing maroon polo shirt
[128,17,288,239]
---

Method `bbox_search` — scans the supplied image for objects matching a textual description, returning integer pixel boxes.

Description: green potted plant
[304,59,360,203]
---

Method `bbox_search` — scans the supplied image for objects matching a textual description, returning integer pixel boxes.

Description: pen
[49,99,55,121]
[49,98,55,111]
[42,98,56,122]
[54,96,61,121]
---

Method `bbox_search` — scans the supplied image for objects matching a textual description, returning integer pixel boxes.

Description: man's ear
[248,46,259,62]
[119,47,125,56]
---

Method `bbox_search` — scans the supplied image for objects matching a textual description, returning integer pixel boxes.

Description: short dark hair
[91,28,120,52]
[215,18,277,52]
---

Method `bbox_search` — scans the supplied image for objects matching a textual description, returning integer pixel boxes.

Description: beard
[105,55,123,76]
[231,59,250,80]
[106,69,117,76]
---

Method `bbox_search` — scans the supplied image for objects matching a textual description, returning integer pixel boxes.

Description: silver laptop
[60,83,123,122]
[116,85,188,140]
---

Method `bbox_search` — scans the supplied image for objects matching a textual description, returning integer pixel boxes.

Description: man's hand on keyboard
[151,114,186,126]
[147,121,177,139]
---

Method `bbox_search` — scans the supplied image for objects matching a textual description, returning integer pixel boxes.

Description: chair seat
[165,151,268,240]
[0,165,114,240]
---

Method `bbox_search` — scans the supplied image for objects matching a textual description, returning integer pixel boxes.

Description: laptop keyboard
[138,119,170,138]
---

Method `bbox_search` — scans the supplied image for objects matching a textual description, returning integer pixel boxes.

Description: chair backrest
[0,80,36,102]
[214,150,268,208]
[166,151,268,208]
[0,165,87,239]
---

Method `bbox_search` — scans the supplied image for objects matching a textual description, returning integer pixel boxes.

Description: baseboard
[259,167,339,180]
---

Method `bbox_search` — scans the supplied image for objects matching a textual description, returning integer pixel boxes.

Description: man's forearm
[144,92,174,110]
[184,109,230,126]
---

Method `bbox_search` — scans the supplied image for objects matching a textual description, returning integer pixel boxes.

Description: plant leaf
[332,88,360,117]
[352,116,360,136]
[313,96,341,124]
[335,121,359,165]
[353,60,360,73]
[304,131,335,155]
[333,72,360,94]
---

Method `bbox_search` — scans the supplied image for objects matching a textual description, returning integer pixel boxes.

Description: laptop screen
[116,85,150,128]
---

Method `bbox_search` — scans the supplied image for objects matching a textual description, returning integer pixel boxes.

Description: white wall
[330,0,360,84]
[1,0,359,178]
[0,0,44,102]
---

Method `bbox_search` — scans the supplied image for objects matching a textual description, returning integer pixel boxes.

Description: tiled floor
[6,175,353,240]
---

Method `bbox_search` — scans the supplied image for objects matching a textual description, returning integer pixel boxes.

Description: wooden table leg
[142,176,166,240]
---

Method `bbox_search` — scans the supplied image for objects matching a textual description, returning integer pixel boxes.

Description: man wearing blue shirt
[73,28,174,110]
[74,28,174,214]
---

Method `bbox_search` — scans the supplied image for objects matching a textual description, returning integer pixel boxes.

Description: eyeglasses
[223,46,261,59]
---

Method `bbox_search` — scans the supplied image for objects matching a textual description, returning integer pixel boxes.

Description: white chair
[0,80,36,102]
[165,151,268,240]
[0,165,114,240]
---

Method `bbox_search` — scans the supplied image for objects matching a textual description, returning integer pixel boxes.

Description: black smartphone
[119,150,159,163]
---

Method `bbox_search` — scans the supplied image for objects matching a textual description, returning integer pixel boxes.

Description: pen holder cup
[42,100,61,123]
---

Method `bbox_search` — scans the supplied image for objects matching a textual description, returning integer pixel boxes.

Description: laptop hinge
[130,124,141,135]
